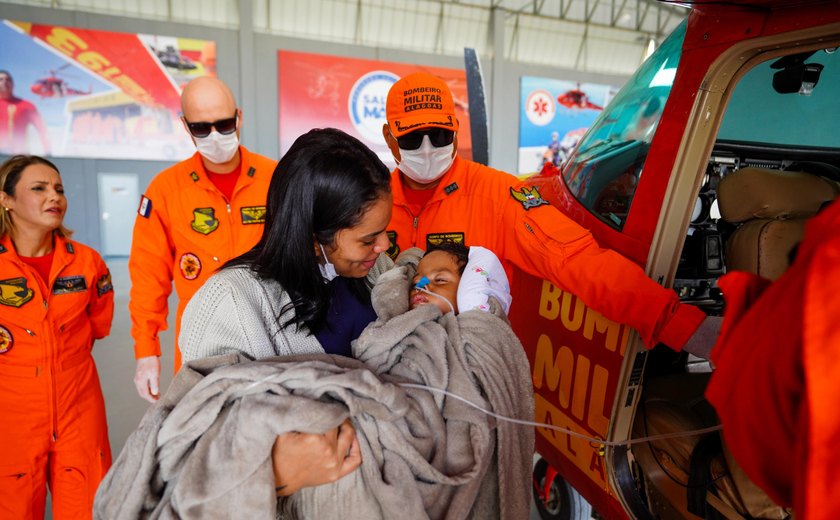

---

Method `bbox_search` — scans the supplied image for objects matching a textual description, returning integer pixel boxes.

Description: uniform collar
[1,233,74,280]
[186,146,258,191]
[391,155,463,205]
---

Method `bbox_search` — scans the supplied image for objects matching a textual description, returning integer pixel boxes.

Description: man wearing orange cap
[382,72,717,354]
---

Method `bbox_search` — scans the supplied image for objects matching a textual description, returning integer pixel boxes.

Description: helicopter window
[561,20,685,230]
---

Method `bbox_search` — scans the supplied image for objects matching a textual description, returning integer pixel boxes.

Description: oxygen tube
[414,276,455,314]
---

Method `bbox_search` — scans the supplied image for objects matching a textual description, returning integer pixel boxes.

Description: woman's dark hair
[226,128,391,332]
[426,241,469,274]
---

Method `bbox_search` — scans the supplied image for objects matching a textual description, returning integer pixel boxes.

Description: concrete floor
[57,257,550,519]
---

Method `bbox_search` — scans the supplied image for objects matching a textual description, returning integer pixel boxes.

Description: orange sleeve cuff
[134,336,162,359]
[655,303,706,351]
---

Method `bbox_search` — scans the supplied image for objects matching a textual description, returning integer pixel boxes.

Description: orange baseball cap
[386,72,459,138]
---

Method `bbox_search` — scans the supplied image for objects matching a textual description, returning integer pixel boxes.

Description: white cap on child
[456,246,512,315]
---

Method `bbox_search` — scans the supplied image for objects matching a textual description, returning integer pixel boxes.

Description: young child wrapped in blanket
[95,245,533,520]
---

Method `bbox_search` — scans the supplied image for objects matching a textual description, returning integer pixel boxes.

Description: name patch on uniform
[240,206,266,225]
[191,208,219,235]
[180,253,202,280]
[53,275,87,295]
[426,232,465,250]
[97,272,113,297]
[510,186,550,210]
[386,230,400,260]
[0,325,12,354]
[138,196,152,218]
[0,277,34,308]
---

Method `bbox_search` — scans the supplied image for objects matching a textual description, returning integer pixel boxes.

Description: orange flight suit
[706,197,840,519]
[0,234,114,519]
[387,156,704,349]
[129,147,276,370]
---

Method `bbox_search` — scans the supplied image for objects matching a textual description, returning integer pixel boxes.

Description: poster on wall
[0,20,216,160]
[278,50,471,169]
[518,76,619,174]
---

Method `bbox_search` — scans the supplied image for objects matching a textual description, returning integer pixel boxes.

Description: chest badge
[510,185,550,210]
[180,253,202,280]
[53,275,87,295]
[386,230,400,260]
[191,207,219,235]
[0,277,35,308]
[0,325,12,354]
[240,206,266,225]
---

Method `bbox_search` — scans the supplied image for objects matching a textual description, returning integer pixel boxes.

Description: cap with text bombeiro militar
[386,72,460,138]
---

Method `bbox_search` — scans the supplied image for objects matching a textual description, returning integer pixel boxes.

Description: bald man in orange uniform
[707,197,840,519]
[129,77,275,402]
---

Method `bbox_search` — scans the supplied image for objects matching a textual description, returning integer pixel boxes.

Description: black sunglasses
[396,128,455,151]
[183,112,238,138]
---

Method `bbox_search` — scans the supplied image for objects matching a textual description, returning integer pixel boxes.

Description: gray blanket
[94,260,534,520]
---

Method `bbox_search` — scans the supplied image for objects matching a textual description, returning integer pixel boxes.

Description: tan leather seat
[718,167,839,280]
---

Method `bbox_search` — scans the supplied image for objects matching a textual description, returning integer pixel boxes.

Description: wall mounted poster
[278,51,471,169]
[0,20,215,160]
[519,76,619,174]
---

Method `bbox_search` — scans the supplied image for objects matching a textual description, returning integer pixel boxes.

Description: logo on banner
[348,71,399,144]
[525,89,555,126]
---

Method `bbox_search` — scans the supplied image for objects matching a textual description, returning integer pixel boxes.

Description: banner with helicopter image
[518,76,620,174]
[0,20,215,160]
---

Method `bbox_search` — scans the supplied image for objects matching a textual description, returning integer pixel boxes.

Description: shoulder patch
[247,166,256,178]
[0,325,12,354]
[0,277,34,308]
[240,206,266,225]
[510,185,550,210]
[443,182,459,195]
[386,230,400,260]
[191,208,219,235]
[53,275,87,295]
[190,171,200,182]
[65,242,75,254]
[426,232,465,250]
[138,196,152,218]
[97,271,113,297]
[179,253,202,280]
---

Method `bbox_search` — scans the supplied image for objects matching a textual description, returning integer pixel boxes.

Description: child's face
[410,250,462,314]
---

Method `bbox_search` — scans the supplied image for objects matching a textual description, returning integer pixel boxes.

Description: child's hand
[272,418,362,496]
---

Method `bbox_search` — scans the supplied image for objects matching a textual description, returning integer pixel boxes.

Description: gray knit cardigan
[179,253,394,363]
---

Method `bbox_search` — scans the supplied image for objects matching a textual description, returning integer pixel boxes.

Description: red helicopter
[30,64,91,99]
[556,84,603,111]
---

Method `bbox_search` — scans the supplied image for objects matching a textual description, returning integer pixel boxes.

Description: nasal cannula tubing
[414,276,455,314]
[245,366,719,449]
[398,383,721,447]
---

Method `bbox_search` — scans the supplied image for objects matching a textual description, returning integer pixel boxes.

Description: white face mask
[397,135,456,184]
[194,131,239,165]
[317,243,339,282]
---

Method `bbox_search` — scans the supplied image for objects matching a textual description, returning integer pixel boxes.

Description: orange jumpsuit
[387,157,704,349]
[0,234,114,519]
[706,197,840,519]
[129,147,276,370]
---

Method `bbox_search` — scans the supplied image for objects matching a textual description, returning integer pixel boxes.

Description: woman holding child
[95,128,532,519]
